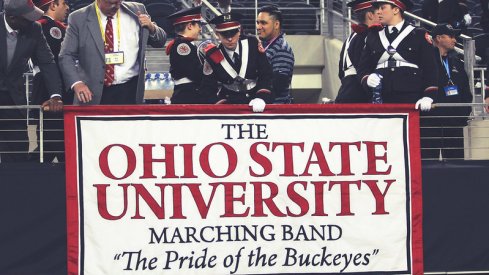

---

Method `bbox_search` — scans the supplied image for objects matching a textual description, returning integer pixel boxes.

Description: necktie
[6,31,18,67]
[390,27,399,42]
[233,52,241,71]
[104,16,115,86]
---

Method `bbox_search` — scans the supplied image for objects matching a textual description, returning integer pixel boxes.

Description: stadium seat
[283,2,319,35]
[71,0,92,11]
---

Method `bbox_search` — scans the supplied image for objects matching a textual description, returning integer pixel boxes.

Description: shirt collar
[388,20,405,33]
[224,43,240,59]
[4,14,17,35]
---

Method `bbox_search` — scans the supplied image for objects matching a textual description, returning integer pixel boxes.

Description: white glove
[415,97,434,111]
[248,98,266,113]
[367,73,383,88]
[464,14,472,25]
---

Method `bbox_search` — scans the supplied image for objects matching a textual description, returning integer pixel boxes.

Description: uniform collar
[388,20,405,33]
[43,15,55,21]
[224,42,240,59]
[4,14,17,35]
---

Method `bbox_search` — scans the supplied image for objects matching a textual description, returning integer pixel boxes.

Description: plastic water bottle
[372,74,383,104]
[162,72,174,90]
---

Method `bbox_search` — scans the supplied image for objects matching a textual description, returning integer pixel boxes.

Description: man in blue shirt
[257,5,295,104]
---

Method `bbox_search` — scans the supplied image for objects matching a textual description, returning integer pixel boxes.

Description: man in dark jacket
[0,0,62,162]
[421,24,472,159]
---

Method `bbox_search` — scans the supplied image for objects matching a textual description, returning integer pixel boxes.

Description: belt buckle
[387,60,397,68]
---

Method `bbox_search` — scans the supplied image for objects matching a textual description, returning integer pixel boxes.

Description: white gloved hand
[367,73,383,88]
[415,97,434,111]
[248,98,266,113]
[464,14,472,25]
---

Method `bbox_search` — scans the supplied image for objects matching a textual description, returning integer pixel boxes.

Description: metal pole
[342,1,348,41]
[199,0,221,40]
[481,70,486,100]
[320,0,326,35]
[24,73,30,125]
[39,108,44,164]
[463,38,477,115]
[326,0,333,38]
[200,0,221,16]
[255,0,258,36]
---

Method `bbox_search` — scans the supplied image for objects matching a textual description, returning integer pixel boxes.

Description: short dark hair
[258,5,283,25]
[174,21,199,34]
[174,23,186,34]
[353,6,378,24]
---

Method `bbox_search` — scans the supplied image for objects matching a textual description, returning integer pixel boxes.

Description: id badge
[444,85,459,96]
[105,52,124,65]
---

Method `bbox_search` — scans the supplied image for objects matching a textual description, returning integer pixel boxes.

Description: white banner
[65,105,423,275]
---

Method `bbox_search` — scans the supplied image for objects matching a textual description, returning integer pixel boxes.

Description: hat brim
[22,6,44,21]
[434,29,462,36]
[373,0,413,11]
[217,28,240,38]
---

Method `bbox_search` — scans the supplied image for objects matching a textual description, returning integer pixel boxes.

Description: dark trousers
[171,83,203,104]
[101,77,138,105]
[0,91,28,162]
[335,75,369,103]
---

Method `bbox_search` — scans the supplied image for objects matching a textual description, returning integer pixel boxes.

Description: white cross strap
[378,25,415,65]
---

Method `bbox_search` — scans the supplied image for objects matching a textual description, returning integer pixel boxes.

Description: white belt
[344,67,357,77]
[376,60,419,69]
[174,77,192,85]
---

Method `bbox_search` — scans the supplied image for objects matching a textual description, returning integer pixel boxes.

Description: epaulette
[351,24,368,34]
[37,18,49,25]
[369,24,384,32]
[165,36,194,55]
[54,20,67,30]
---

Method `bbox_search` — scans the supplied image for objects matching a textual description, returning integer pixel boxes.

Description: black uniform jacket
[357,22,439,103]
[31,16,68,105]
[200,34,273,104]
[167,35,204,104]
[336,24,372,103]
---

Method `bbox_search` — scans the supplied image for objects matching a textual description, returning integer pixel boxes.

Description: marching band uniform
[199,13,273,105]
[32,14,68,105]
[166,6,206,104]
[31,0,68,162]
[336,0,377,103]
[357,0,438,105]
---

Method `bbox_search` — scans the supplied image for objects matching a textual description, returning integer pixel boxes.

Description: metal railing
[2,103,489,163]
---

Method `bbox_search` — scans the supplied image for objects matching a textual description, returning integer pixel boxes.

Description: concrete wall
[465,119,489,160]
[287,35,342,103]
